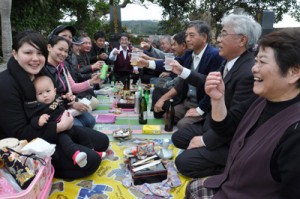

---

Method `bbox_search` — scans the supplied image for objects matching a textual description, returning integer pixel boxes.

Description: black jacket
[0,57,58,142]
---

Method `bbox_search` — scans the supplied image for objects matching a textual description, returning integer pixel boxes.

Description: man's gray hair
[187,20,211,42]
[221,14,262,49]
[160,35,172,45]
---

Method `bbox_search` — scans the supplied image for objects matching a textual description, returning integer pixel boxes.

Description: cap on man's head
[72,36,85,45]
[51,25,76,36]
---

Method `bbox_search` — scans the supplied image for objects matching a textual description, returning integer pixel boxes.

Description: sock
[95,151,106,159]
[72,150,87,168]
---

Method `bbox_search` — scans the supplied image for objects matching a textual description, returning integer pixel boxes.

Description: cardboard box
[142,125,161,134]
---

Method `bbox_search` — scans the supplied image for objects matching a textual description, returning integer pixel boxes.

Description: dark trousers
[172,122,228,178]
[152,87,181,119]
[58,128,93,160]
[140,68,160,84]
[52,126,109,179]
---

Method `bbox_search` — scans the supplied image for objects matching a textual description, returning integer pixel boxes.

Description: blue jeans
[73,112,96,128]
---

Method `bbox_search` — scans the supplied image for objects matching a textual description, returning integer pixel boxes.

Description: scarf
[7,57,37,102]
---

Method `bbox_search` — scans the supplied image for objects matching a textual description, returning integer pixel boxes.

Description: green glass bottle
[139,93,147,124]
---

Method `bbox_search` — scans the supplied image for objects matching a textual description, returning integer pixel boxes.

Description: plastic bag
[21,138,55,159]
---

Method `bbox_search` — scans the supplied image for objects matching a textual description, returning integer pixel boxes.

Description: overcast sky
[120,3,300,28]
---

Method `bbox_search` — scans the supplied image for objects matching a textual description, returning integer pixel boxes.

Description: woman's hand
[91,61,103,71]
[205,72,225,101]
[72,101,91,112]
[62,92,76,106]
[89,73,101,85]
[205,72,227,121]
[57,110,73,133]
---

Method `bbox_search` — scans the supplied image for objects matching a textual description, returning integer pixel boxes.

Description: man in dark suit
[141,21,224,129]
[170,14,262,178]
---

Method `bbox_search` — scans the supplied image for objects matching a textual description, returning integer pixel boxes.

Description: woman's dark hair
[12,30,48,59]
[258,29,300,87]
[48,35,70,47]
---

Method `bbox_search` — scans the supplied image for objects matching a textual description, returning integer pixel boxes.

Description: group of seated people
[0,11,300,198]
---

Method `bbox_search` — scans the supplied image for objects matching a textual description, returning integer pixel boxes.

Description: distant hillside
[122,20,160,35]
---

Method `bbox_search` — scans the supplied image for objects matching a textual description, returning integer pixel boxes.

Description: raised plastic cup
[130,52,139,66]
[164,53,175,71]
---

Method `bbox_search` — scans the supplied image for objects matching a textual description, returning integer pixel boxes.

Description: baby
[32,76,91,167]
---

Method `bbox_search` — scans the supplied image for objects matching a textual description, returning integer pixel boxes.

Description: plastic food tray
[1,157,54,199]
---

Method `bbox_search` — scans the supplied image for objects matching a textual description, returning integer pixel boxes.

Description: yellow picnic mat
[48,141,191,199]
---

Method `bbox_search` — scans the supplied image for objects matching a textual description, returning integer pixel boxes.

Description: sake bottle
[164,99,175,131]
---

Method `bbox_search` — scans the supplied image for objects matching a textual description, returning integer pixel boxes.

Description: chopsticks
[132,159,162,172]
[132,155,157,166]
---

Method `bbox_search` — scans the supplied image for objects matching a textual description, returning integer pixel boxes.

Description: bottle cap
[163,138,170,149]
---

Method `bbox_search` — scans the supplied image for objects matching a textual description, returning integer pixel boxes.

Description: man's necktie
[193,56,200,70]
[223,64,229,78]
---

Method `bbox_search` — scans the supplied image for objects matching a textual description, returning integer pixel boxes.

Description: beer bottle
[164,99,175,131]
[123,76,130,99]
[139,93,147,124]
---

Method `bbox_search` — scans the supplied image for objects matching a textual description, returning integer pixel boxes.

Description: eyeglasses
[217,32,244,38]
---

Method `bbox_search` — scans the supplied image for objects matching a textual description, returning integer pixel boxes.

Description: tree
[154,0,194,34]
[196,0,300,25]
[148,0,300,35]
[11,0,107,36]
[0,0,12,64]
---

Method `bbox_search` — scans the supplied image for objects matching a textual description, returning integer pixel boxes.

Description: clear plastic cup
[164,53,175,71]
[130,52,139,66]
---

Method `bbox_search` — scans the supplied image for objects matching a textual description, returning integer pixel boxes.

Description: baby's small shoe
[96,151,106,159]
[73,151,87,168]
